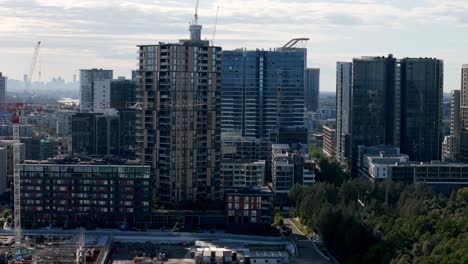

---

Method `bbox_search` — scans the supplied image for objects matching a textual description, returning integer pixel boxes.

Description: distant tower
[0,73,6,104]
[79,69,113,111]
[336,62,352,164]
[304,68,320,111]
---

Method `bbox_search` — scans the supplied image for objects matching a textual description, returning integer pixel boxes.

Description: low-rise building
[303,159,316,185]
[20,156,151,228]
[0,140,25,190]
[358,150,409,181]
[388,161,468,195]
[272,144,304,208]
[322,125,336,158]
[225,186,274,227]
[221,160,265,191]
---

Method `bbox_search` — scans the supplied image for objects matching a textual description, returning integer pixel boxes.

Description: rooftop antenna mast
[194,0,200,25]
[189,0,202,41]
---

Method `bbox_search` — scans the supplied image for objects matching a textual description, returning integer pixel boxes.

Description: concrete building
[322,125,336,158]
[136,15,221,203]
[79,69,113,111]
[271,144,304,208]
[0,148,7,195]
[221,134,271,162]
[0,140,25,177]
[336,62,352,164]
[221,134,271,191]
[357,146,409,181]
[55,110,75,137]
[303,159,316,185]
[20,156,151,227]
[221,46,306,141]
[93,79,111,111]
[388,161,468,195]
[304,68,320,112]
[458,65,468,162]
[221,160,265,190]
[443,90,461,161]
[93,77,137,111]
[0,72,6,104]
[400,58,443,162]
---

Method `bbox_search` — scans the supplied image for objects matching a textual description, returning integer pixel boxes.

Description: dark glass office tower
[221,48,306,140]
[0,72,6,104]
[400,58,443,161]
[110,78,137,106]
[350,55,398,171]
[305,68,320,111]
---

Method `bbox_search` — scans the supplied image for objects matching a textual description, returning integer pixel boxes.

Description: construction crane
[0,103,28,249]
[12,108,21,249]
[211,2,220,46]
[25,41,41,90]
[0,103,37,249]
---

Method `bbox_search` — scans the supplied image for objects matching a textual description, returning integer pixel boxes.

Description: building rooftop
[225,186,273,196]
[393,161,468,167]
[22,155,144,166]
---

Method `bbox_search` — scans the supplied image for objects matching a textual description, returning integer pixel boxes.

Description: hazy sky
[1,0,468,92]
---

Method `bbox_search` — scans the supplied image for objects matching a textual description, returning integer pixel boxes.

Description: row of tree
[289,158,468,263]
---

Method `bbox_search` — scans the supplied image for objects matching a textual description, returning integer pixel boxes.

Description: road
[0,229,289,244]
[285,219,330,264]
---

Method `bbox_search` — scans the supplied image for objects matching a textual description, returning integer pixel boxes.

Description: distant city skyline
[1,0,468,92]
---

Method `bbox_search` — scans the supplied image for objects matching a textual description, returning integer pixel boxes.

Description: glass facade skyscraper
[305,68,320,112]
[338,55,444,174]
[221,48,306,141]
[350,55,398,171]
[400,58,443,162]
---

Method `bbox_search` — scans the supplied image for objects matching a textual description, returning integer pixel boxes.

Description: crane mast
[26,41,41,90]
[13,113,21,248]
[212,4,220,46]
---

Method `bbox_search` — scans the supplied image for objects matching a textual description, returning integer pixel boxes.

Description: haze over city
[1,0,468,91]
[0,0,467,263]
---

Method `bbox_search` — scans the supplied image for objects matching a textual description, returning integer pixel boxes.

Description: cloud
[0,0,467,92]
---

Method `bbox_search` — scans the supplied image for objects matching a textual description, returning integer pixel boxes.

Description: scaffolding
[9,232,86,264]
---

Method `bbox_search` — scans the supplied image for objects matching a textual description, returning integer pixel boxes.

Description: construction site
[0,232,110,264]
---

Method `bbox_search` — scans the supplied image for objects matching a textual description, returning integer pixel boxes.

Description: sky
[1,0,468,92]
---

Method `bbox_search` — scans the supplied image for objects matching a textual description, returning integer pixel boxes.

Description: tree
[288,184,305,208]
